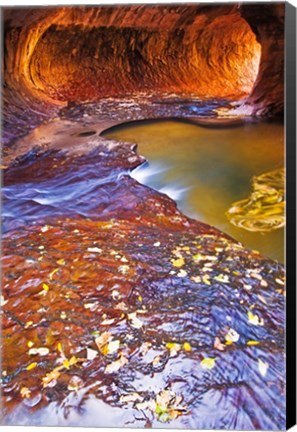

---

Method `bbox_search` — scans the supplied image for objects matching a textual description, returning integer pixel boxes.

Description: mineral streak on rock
[1,3,285,430]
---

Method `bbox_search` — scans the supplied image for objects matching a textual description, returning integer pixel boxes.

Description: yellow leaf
[200,357,216,370]
[172,258,185,268]
[214,274,230,283]
[247,340,260,346]
[247,311,264,326]
[166,342,181,357]
[20,387,31,398]
[202,275,211,285]
[42,368,61,387]
[26,362,37,371]
[183,342,192,352]
[118,265,130,274]
[63,356,80,370]
[42,283,50,291]
[49,268,59,280]
[225,328,240,344]
[95,332,112,353]
[56,258,65,265]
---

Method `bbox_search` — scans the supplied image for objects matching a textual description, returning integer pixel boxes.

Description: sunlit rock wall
[2,3,284,145]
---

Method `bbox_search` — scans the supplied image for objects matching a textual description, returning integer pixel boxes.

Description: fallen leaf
[200,357,216,370]
[62,356,83,370]
[105,354,128,374]
[87,247,102,253]
[26,362,37,371]
[247,340,260,346]
[214,337,225,351]
[191,276,201,283]
[101,318,115,326]
[214,274,230,283]
[1,296,8,306]
[118,265,130,274]
[120,393,142,403]
[152,355,162,366]
[68,375,84,391]
[258,359,269,376]
[41,225,50,232]
[275,278,285,286]
[95,332,113,354]
[202,275,211,285]
[20,387,31,398]
[106,339,120,355]
[177,269,188,278]
[166,342,181,357]
[115,301,128,311]
[139,341,152,355]
[128,312,143,329]
[183,342,192,352]
[42,368,62,387]
[225,328,240,344]
[247,311,264,326]
[172,258,185,267]
[29,347,49,356]
[136,399,156,411]
[49,268,59,280]
[86,348,98,360]
[84,303,98,311]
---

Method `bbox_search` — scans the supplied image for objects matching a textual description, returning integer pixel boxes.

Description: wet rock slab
[1,138,285,429]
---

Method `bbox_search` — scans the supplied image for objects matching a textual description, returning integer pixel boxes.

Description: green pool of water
[104,120,284,263]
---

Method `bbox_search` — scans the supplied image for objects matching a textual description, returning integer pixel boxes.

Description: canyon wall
[2,3,284,146]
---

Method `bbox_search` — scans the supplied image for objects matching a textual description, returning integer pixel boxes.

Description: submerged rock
[1,141,285,429]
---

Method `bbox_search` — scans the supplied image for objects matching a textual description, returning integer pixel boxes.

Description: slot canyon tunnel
[1,3,286,430]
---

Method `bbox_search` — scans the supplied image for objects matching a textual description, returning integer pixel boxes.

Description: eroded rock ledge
[2,139,285,429]
[2,3,284,146]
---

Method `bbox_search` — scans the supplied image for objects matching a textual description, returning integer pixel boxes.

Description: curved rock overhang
[2,3,284,146]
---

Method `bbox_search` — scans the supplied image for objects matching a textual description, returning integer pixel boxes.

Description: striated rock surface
[2,139,285,429]
[240,3,285,116]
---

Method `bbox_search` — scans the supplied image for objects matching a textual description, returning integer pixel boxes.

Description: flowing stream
[104,119,284,263]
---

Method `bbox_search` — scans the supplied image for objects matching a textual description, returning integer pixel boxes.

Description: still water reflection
[104,120,284,263]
